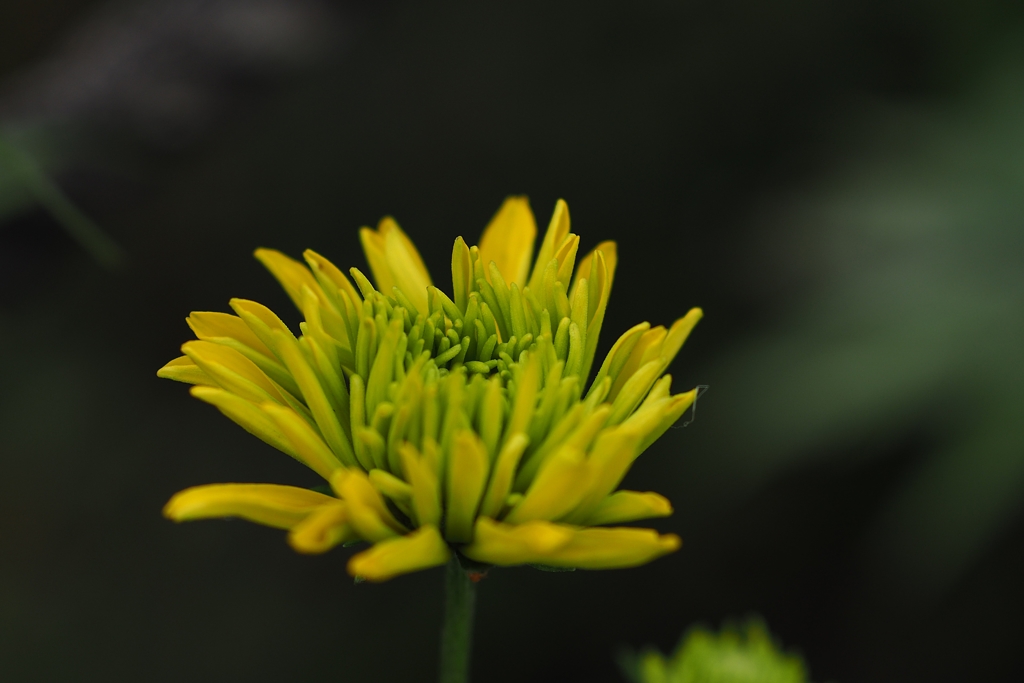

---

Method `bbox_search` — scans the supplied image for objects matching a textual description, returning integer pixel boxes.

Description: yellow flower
[160,196,702,581]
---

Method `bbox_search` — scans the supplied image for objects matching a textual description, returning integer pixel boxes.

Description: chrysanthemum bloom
[160,197,701,582]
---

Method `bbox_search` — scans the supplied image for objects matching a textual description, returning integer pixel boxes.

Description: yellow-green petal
[532,526,681,569]
[504,445,589,524]
[261,401,346,477]
[384,220,432,315]
[189,386,298,458]
[182,340,286,405]
[445,430,489,543]
[478,196,537,288]
[332,469,405,541]
[164,483,334,529]
[399,443,442,527]
[288,502,356,553]
[527,199,570,291]
[347,524,450,582]
[584,490,673,526]
[254,248,326,312]
[461,518,575,565]
[157,356,214,386]
[187,311,274,357]
[478,433,529,519]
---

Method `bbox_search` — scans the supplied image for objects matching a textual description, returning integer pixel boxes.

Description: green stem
[439,555,477,683]
[0,133,125,268]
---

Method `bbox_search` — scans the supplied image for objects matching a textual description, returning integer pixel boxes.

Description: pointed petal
[157,356,214,386]
[478,196,537,288]
[254,248,326,312]
[583,491,673,526]
[229,298,296,360]
[288,502,357,553]
[189,386,298,458]
[303,249,362,305]
[527,199,571,290]
[400,444,442,527]
[182,340,285,405]
[574,243,617,382]
[359,226,394,293]
[368,468,414,508]
[537,526,681,569]
[261,401,347,477]
[587,322,649,399]
[347,525,450,582]
[383,221,431,315]
[332,469,406,541]
[461,518,575,565]
[187,311,274,357]
[272,329,355,466]
[164,483,334,529]
[561,428,642,524]
[451,236,473,312]
[659,307,703,370]
[379,216,431,287]
[504,445,589,524]
[445,430,489,543]
[608,326,666,402]
[479,433,530,520]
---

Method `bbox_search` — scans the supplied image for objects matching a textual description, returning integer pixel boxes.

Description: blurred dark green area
[2,1,1023,681]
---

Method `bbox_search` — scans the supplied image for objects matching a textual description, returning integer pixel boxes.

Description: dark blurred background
[2,1,1023,681]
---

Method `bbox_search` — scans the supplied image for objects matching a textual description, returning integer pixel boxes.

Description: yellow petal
[584,491,673,526]
[189,386,297,458]
[588,322,649,399]
[560,428,641,524]
[358,228,392,294]
[229,298,296,357]
[164,483,334,529]
[450,236,473,312]
[571,241,617,314]
[303,249,362,306]
[384,221,432,315]
[527,199,571,290]
[478,196,537,288]
[182,340,285,405]
[260,401,347,477]
[157,356,214,386]
[288,502,357,553]
[535,526,681,569]
[332,469,405,541]
[461,518,574,565]
[445,430,489,543]
[399,444,442,527]
[271,329,355,466]
[347,525,450,582]
[504,445,589,524]
[659,307,703,369]
[627,386,698,455]
[478,433,530,519]
[187,311,274,357]
[607,359,664,425]
[254,248,326,311]
[608,326,666,402]
[368,468,413,508]
[573,242,617,382]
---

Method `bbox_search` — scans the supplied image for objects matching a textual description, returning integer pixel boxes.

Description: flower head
[160,197,702,581]
[622,619,809,683]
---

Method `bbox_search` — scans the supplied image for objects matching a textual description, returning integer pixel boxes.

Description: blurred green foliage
[621,619,808,683]
[675,44,1024,598]
[0,131,124,267]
